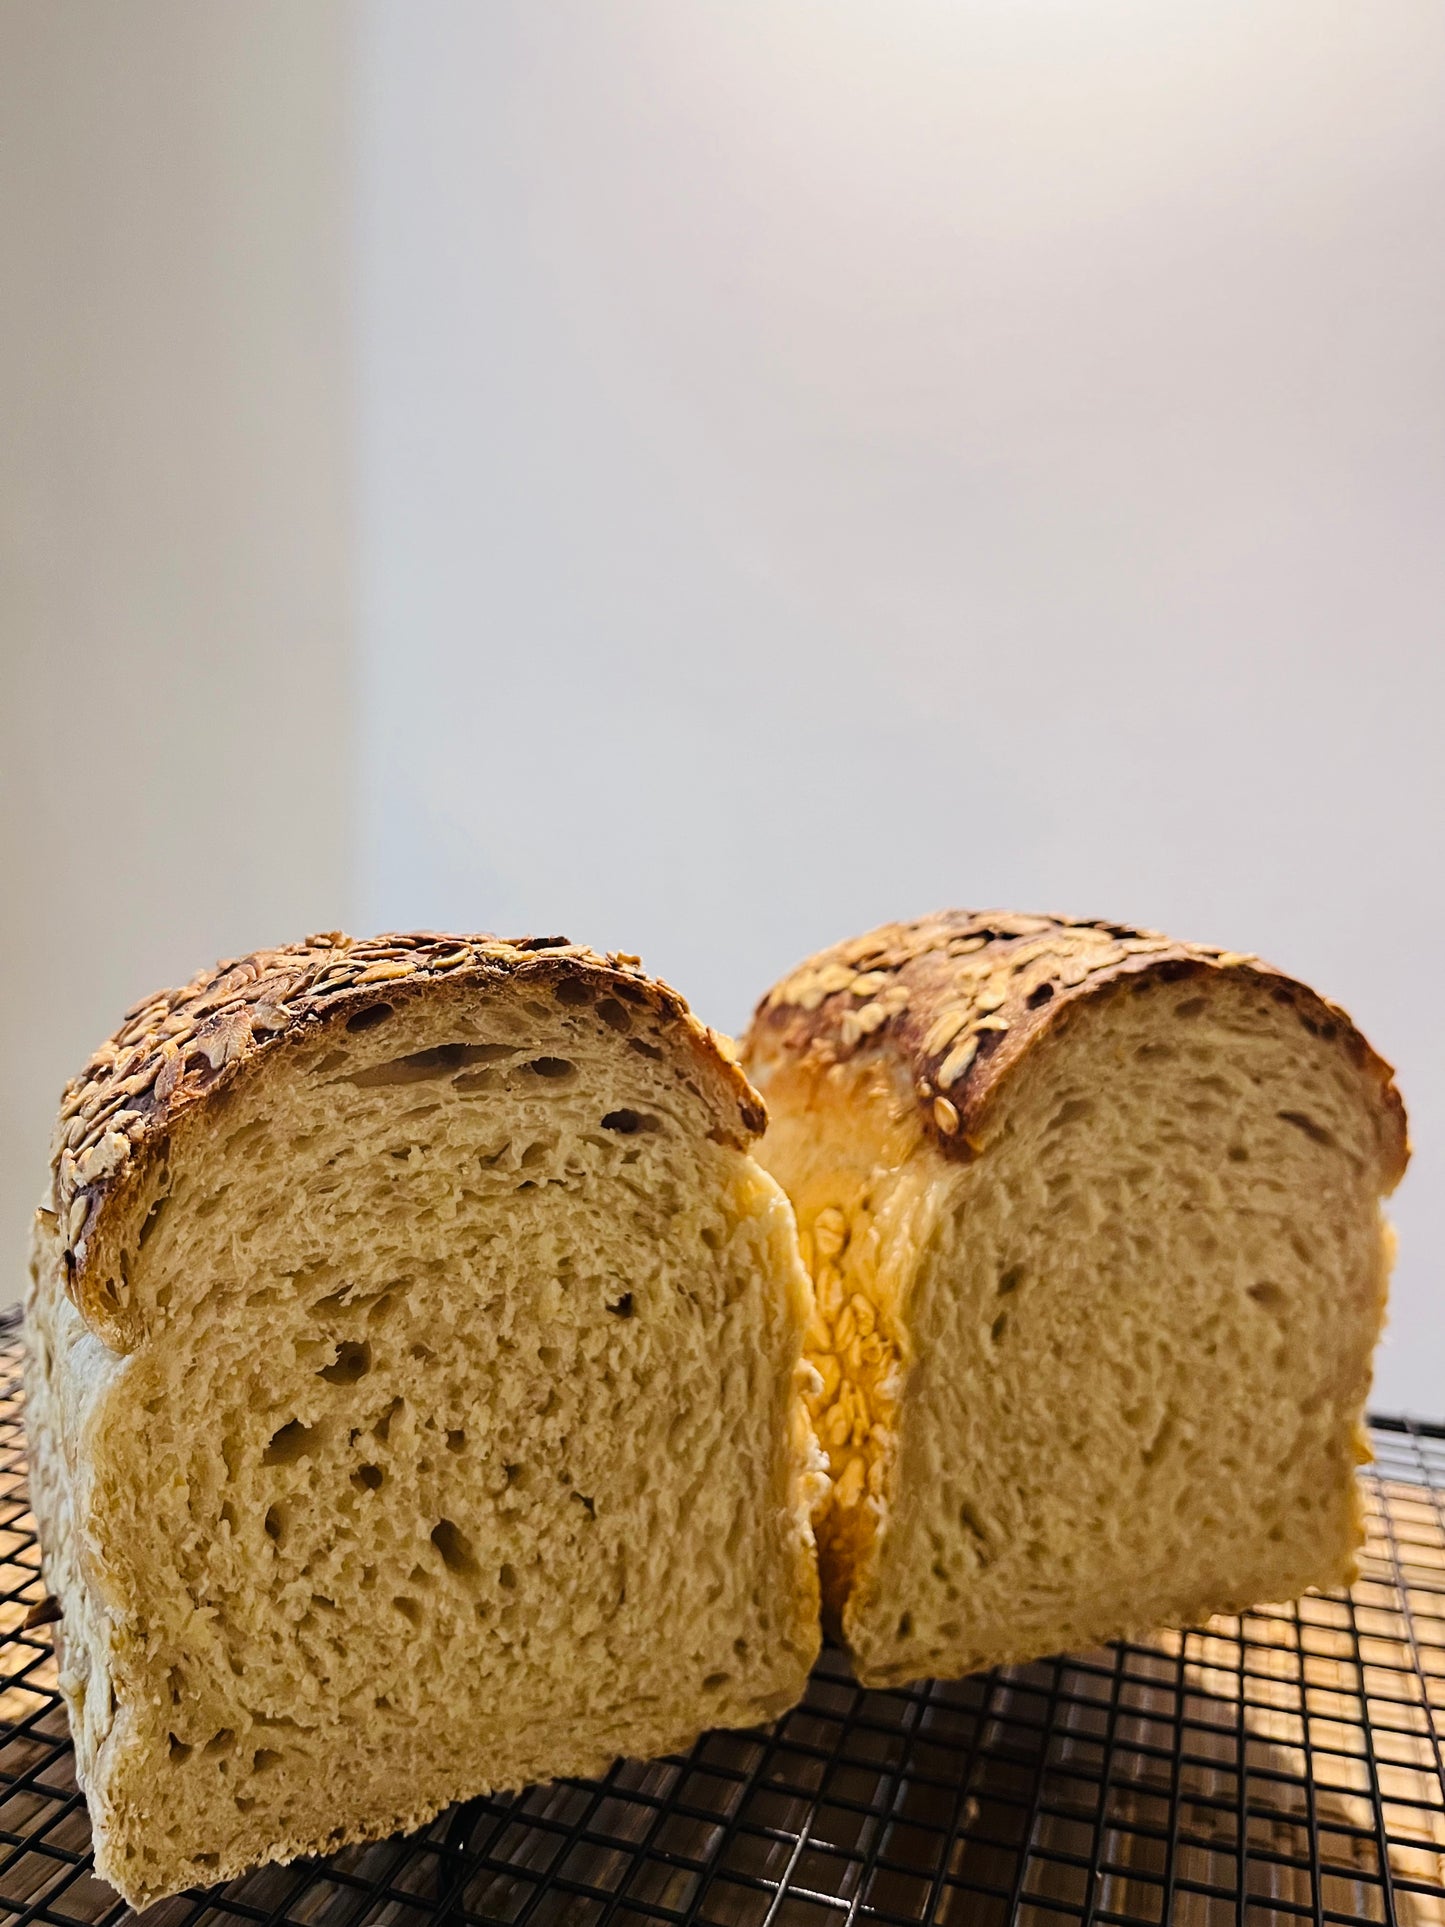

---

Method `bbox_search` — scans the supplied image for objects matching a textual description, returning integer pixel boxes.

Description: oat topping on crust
[745,910,1405,1171]
[45,933,762,1319]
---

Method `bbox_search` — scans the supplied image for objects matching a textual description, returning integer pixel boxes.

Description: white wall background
[3,2,1441,1411]
[0,3,355,1286]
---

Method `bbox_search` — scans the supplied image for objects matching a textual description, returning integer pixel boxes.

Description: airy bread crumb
[26,936,821,1908]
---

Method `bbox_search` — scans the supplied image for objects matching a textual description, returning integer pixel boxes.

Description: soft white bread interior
[25,934,821,1909]
[743,912,1408,1690]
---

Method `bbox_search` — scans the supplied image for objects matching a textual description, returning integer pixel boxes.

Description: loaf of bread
[742,910,1408,1690]
[25,931,822,1908]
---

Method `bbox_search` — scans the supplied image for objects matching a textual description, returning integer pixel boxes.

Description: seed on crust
[834,1456,867,1510]
[923,1009,967,1056]
[849,972,890,997]
[814,1208,848,1260]
[933,1095,960,1134]
[355,960,414,984]
[938,1037,979,1090]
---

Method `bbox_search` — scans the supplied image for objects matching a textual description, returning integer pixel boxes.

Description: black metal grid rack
[4,1316,1445,1927]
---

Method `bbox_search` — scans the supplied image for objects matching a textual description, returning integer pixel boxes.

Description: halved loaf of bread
[742,911,1408,1690]
[25,932,822,1908]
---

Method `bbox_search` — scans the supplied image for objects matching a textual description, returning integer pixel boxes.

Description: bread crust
[745,910,1408,1188]
[41,933,768,1357]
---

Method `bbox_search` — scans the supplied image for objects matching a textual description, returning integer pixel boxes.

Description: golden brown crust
[43,931,767,1355]
[745,909,1409,1186]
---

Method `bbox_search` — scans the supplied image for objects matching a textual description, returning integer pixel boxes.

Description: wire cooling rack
[3,1314,1445,1927]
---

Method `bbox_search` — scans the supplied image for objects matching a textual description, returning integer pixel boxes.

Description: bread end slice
[744,911,1406,1688]
[27,932,821,1907]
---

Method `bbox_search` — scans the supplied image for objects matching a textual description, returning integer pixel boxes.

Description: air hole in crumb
[573,1492,597,1518]
[235,1796,255,1814]
[1278,1110,1335,1148]
[253,1749,283,1774]
[1027,982,1055,1009]
[539,1345,560,1368]
[194,1854,219,1870]
[628,1038,664,1061]
[349,1043,504,1087]
[139,1198,168,1248]
[320,1340,372,1385]
[601,1109,660,1135]
[702,1671,732,1694]
[220,1501,237,1532]
[375,1695,392,1711]
[431,1518,480,1579]
[554,978,591,1006]
[990,1312,1009,1344]
[168,1734,192,1763]
[394,1597,423,1626]
[595,998,630,1033]
[996,1264,1025,1296]
[1143,1411,1177,1467]
[1175,997,1207,1019]
[1048,1097,1094,1130]
[264,1506,285,1544]
[263,1419,320,1465]
[504,1463,523,1486]
[346,1003,394,1033]
[1249,1282,1286,1312]
[1228,1145,1249,1163]
[411,1341,435,1361]
[701,1226,721,1251]
[203,1730,235,1758]
[498,1564,517,1590]
[446,1429,466,1453]
[896,1613,913,1640]
[352,1464,384,1492]
[530,1057,574,1079]
[607,1293,634,1318]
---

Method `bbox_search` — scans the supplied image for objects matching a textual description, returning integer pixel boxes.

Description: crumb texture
[26,952,819,1908]
[744,915,1405,1690]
